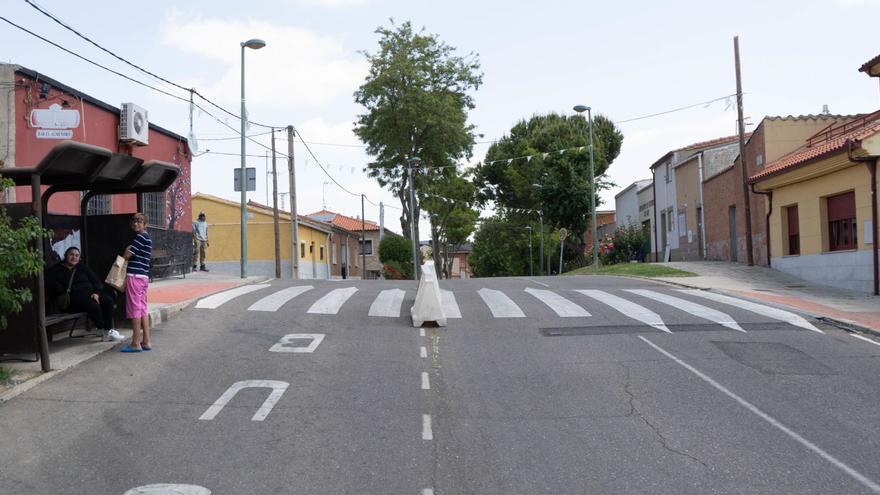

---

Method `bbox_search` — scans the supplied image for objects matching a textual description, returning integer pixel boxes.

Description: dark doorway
[729,205,738,261]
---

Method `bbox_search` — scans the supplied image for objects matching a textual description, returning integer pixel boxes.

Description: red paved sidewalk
[730,289,880,332]
[148,280,242,303]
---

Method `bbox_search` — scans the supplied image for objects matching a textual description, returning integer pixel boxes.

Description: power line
[21,0,283,129]
[615,94,737,124]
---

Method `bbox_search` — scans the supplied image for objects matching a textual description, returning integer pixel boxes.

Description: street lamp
[407,156,421,280]
[525,226,533,276]
[239,37,266,279]
[573,104,598,272]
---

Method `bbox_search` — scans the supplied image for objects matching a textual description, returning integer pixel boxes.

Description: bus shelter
[1,141,178,371]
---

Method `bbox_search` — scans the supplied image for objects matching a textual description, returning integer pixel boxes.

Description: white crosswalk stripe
[368,289,406,317]
[675,289,823,333]
[478,288,525,318]
[576,289,671,333]
[248,285,314,312]
[525,288,590,317]
[308,287,358,314]
[624,289,745,332]
[195,284,271,309]
[440,289,462,318]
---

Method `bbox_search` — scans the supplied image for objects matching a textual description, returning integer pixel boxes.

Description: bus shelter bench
[150,249,187,281]
[45,312,93,343]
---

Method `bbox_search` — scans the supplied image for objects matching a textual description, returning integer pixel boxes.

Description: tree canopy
[354,20,482,244]
[473,113,623,254]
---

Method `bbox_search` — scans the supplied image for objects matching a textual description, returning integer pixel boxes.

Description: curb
[650,276,880,338]
[0,277,270,404]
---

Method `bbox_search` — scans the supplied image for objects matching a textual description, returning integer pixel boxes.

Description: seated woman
[45,247,124,342]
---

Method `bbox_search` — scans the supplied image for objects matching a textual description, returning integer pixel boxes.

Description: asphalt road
[2,275,880,494]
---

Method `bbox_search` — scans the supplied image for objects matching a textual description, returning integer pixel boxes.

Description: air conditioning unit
[119,102,149,146]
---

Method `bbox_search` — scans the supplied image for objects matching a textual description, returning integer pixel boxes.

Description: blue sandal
[120,345,142,353]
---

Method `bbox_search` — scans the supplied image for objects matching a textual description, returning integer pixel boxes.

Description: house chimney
[822,104,830,115]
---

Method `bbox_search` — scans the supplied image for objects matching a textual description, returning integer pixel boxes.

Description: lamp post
[573,104,598,272]
[525,226,533,276]
[407,156,421,280]
[239,38,266,279]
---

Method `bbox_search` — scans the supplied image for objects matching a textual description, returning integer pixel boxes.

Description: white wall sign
[198,380,289,421]
[36,129,73,139]
[865,220,873,244]
[30,103,80,128]
[270,333,325,353]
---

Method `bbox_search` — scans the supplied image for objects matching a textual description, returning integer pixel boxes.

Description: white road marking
[248,285,313,312]
[639,336,880,493]
[422,414,433,440]
[419,328,425,337]
[269,334,325,353]
[440,289,462,318]
[477,288,525,318]
[195,284,271,309]
[124,484,211,495]
[525,288,591,317]
[852,334,880,347]
[422,490,434,495]
[307,287,358,314]
[421,372,430,390]
[518,277,551,288]
[577,289,671,333]
[199,380,289,421]
[625,289,745,332]
[676,289,823,333]
[368,288,406,317]
[420,346,427,358]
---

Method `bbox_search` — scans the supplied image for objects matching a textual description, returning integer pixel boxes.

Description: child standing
[121,212,152,352]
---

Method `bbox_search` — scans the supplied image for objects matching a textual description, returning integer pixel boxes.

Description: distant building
[585,210,615,250]
[637,181,655,259]
[307,209,391,280]
[615,179,652,228]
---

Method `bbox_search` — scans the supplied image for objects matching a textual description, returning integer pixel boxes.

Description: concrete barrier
[411,260,447,327]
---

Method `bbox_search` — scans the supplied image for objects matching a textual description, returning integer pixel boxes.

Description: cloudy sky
[3,0,880,236]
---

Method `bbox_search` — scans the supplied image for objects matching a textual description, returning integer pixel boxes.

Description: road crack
[621,362,709,470]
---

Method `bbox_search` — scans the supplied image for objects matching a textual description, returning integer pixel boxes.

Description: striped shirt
[126,231,152,276]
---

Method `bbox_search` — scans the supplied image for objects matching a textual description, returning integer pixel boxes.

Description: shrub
[379,234,413,264]
[382,260,413,280]
[598,225,650,265]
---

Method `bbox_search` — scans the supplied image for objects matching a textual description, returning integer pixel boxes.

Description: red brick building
[0,64,192,256]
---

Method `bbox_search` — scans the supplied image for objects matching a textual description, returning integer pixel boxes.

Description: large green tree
[420,171,478,277]
[473,113,622,259]
[470,216,560,278]
[354,20,482,244]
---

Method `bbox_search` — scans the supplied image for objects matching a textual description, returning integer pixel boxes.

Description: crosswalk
[195,283,822,334]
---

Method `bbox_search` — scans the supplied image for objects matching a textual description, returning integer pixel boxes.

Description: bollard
[411,260,446,327]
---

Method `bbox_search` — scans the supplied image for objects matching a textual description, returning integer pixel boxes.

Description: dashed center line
[420,346,427,358]
[421,372,430,390]
[422,414,433,440]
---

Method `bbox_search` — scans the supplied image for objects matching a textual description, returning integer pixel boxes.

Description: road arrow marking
[269,334,325,353]
[199,380,289,421]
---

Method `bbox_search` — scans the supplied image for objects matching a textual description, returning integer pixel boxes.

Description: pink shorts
[125,275,149,318]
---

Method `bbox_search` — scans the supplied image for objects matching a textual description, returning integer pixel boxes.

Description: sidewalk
[0,271,266,402]
[656,261,880,334]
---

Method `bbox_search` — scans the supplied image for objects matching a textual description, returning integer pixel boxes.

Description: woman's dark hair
[64,246,81,258]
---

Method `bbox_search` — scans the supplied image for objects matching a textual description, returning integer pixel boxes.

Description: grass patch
[0,366,11,383]
[565,263,696,278]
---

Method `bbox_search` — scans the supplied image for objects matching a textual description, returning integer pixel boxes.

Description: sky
[3,0,880,238]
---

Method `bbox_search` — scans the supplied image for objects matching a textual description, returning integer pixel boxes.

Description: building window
[332,242,337,264]
[755,154,764,168]
[786,205,800,255]
[665,163,671,183]
[84,193,111,215]
[320,245,325,261]
[359,239,373,255]
[300,241,306,258]
[827,191,857,251]
[142,192,166,228]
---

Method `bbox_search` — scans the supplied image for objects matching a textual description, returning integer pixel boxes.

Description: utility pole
[287,125,300,279]
[735,36,754,266]
[271,129,281,278]
[538,210,544,276]
[379,201,385,279]
[361,194,367,280]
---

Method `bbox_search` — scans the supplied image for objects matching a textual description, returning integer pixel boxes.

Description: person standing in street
[192,211,209,272]
[120,212,152,353]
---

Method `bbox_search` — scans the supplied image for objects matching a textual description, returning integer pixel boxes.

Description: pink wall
[10,72,191,231]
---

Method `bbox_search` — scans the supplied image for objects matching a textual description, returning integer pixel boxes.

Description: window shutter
[827,192,855,222]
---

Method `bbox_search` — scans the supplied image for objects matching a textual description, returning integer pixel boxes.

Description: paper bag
[105,255,128,292]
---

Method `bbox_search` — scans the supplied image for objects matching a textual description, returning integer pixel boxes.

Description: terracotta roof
[749,110,880,184]
[305,209,380,232]
[860,54,880,73]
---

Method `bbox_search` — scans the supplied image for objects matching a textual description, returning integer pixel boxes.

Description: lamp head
[573,104,589,113]
[242,39,267,50]
[408,156,421,164]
